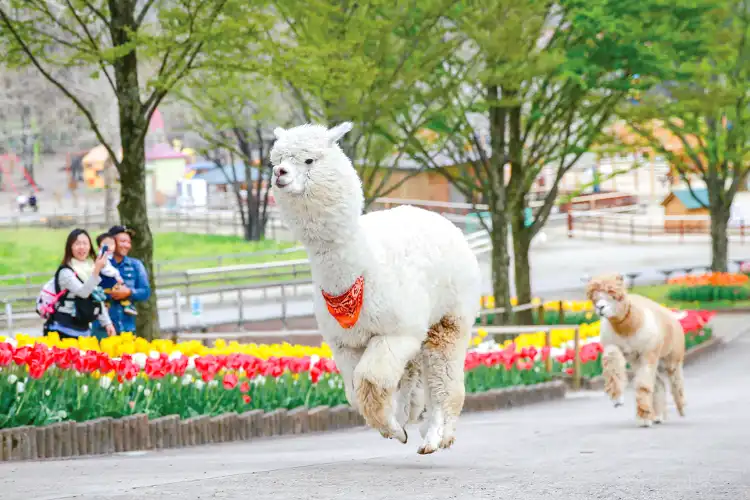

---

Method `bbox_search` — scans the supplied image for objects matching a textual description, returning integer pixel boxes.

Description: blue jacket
[93,255,151,334]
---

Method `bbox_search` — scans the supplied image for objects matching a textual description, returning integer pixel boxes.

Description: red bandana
[321,275,365,329]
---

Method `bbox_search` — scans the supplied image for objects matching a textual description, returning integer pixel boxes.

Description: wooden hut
[661,188,710,233]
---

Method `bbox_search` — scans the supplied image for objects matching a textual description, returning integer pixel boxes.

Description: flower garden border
[0,380,566,463]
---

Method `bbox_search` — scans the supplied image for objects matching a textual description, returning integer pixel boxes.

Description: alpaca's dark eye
[305,158,313,165]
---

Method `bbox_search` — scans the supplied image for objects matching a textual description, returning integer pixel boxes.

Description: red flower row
[0,342,340,383]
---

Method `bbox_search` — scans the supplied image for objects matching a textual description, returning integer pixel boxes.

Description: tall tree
[263,0,463,206]
[0,0,267,339]
[618,0,749,271]
[177,72,288,241]
[413,0,715,323]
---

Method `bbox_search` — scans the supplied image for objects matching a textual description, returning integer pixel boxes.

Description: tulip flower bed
[0,341,553,429]
[478,297,598,326]
[0,309,714,431]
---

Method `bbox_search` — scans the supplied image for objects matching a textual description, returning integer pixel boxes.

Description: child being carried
[95,233,138,316]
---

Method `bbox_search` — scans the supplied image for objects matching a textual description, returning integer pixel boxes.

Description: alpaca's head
[585,273,627,319]
[270,122,364,218]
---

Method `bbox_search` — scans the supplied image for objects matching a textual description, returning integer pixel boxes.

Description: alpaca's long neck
[284,204,370,294]
[609,297,643,337]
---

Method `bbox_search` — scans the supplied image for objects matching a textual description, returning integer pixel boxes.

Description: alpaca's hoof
[394,427,408,444]
[417,444,438,455]
[653,415,664,424]
[439,435,455,449]
[379,426,408,444]
[637,417,653,428]
[613,396,624,408]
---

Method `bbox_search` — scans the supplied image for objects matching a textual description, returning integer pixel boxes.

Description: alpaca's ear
[273,127,286,140]
[327,122,353,145]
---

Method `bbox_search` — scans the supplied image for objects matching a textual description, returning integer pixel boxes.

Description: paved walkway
[1,317,747,500]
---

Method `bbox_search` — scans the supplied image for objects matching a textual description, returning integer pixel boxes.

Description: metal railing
[0,245,306,290]
[569,211,750,243]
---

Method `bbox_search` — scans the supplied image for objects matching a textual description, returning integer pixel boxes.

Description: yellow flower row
[5,332,333,360]
[472,321,601,349]
[479,296,594,312]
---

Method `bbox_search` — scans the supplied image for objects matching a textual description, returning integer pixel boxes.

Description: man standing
[92,225,151,336]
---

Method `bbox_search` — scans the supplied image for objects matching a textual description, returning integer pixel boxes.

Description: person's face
[100,237,115,256]
[114,233,132,257]
[72,234,91,261]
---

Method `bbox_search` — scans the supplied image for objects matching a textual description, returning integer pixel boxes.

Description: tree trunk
[490,210,513,324]
[103,159,115,226]
[111,7,158,340]
[118,134,158,340]
[709,203,730,272]
[511,210,533,324]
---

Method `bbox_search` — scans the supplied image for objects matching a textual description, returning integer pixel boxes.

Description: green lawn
[631,282,750,310]
[0,229,307,285]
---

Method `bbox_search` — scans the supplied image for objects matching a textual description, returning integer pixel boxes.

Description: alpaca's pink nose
[274,166,288,177]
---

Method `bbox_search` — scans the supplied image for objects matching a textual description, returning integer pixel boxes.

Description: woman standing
[45,228,116,339]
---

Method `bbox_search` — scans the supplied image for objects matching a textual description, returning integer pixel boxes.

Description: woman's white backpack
[35,267,67,319]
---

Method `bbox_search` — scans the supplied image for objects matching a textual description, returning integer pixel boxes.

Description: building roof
[146,143,187,161]
[192,164,260,185]
[661,188,709,209]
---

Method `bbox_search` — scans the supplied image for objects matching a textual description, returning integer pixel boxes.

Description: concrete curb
[0,380,566,463]
[581,335,721,391]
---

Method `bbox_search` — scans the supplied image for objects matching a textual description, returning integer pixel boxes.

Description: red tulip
[242,394,251,404]
[0,343,13,367]
[240,381,250,393]
[222,372,239,390]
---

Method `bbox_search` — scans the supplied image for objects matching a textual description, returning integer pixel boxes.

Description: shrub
[667,285,749,302]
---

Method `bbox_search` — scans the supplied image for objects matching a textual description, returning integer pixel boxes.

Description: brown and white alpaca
[585,274,686,427]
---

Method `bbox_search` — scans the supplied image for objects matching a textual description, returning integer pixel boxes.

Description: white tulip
[131,352,147,368]
[7,374,18,384]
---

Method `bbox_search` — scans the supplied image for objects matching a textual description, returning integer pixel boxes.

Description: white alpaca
[270,122,482,454]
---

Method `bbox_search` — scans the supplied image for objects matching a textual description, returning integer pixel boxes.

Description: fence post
[237,289,245,326]
[172,289,181,335]
[558,300,565,324]
[5,301,12,334]
[184,271,191,313]
[567,211,574,238]
[280,284,287,329]
[573,326,581,390]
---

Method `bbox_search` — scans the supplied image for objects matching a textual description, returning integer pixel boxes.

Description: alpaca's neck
[608,297,643,337]
[284,204,370,294]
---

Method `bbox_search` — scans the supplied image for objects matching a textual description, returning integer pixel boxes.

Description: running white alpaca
[270,122,482,454]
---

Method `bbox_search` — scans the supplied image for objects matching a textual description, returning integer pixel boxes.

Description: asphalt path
[2,324,748,500]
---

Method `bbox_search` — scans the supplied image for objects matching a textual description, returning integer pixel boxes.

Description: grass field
[632,282,750,310]
[0,229,307,285]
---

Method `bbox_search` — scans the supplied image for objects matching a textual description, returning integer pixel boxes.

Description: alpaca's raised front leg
[633,349,659,427]
[329,343,364,411]
[602,344,627,407]
[354,335,422,443]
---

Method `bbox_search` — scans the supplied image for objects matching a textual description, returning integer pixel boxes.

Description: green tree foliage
[176,71,289,241]
[0,0,269,339]
[261,0,463,205]
[618,0,749,272]
[409,0,716,323]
